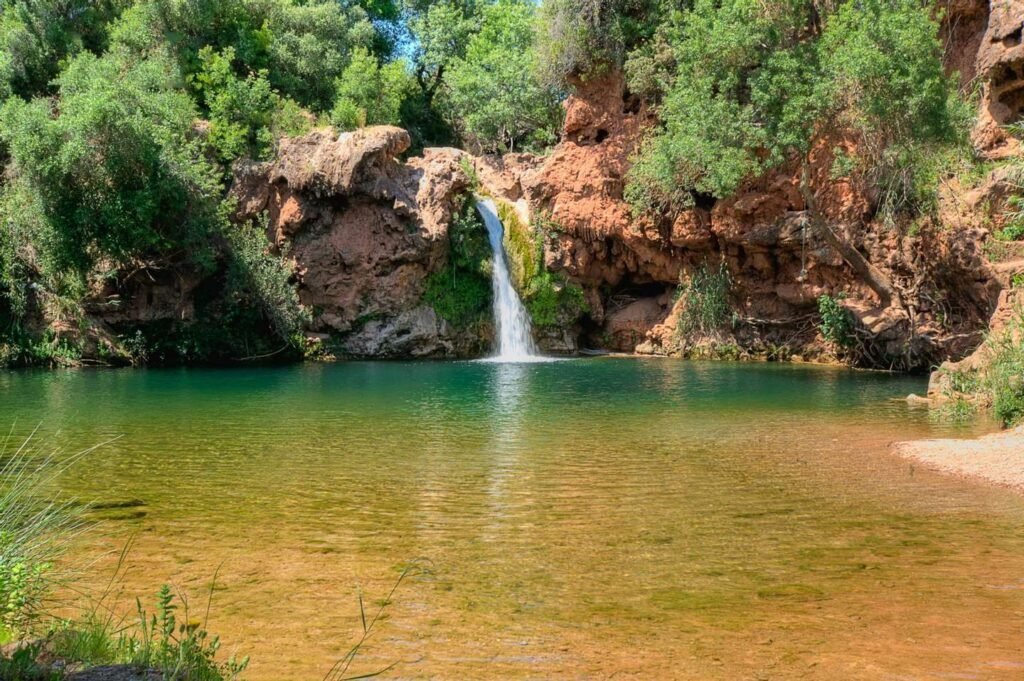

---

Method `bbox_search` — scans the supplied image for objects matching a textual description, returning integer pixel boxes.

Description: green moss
[522,271,588,330]
[496,201,536,291]
[491,202,589,331]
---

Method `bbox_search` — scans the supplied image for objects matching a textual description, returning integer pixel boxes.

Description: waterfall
[476,198,539,361]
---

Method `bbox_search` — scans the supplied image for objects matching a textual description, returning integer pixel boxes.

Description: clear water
[3,359,1024,679]
[476,198,538,361]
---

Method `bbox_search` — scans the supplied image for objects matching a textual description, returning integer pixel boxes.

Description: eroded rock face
[944,0,1024,154]
[232,127,483,357]
[479,67,1004,368]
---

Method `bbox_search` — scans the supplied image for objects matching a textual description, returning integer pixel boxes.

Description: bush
[817,294,855,348]
[984,314,1024,427]
[331,47,411,131]
[942,307,1024,428]
[676,263,732,339]
[223,217,309,347]
[522,271,588,330]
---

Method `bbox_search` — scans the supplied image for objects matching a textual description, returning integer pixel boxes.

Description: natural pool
[3,359,1024,679]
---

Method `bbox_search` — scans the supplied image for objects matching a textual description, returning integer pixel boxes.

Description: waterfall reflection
[483,361,532,529]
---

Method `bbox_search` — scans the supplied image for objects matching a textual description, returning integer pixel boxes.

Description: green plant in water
[817,294,855,349]
[676,263,732,339]
[323,558,432,681]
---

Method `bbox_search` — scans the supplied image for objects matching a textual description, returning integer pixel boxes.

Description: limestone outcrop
[474,69,1004,368]
[231,126,483,358]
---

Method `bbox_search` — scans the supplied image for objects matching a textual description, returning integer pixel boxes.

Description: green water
[3,359,1024,679]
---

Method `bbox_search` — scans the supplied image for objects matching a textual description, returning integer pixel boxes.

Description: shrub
[676,263,732,339]
[942,307,1024,428]
[223,216,309,347]
[817,294,855,348]
[984,314,1024,427]
[522,271,588,330]
[130,585,248,681]
[331,47,411,131]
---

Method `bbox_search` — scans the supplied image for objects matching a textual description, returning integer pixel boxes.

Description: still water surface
[3,359,1024,679]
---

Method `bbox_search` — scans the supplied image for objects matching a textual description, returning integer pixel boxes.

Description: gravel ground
[894,426,1024,492]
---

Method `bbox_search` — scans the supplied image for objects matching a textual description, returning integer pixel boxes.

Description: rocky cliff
[467,0,1024,370]
[72,0,1024,367]
[231,126,486,358]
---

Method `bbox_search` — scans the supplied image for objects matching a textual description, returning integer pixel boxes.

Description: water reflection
[484,362,532,529]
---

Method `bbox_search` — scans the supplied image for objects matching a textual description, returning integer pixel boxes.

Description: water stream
[476,198,539,361]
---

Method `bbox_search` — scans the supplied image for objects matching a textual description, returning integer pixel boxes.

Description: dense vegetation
[0,0,1019,375]
[0,0,561,366]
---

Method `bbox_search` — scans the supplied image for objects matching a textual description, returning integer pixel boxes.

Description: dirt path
[893,426,1024,492]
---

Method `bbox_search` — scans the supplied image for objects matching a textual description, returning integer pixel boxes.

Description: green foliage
[522,271,587,329]
[0,50,222,275]
[192,46,277,164]
[817,294,855,348]
[496,202,536,290]
[444,0,562,153]
[108,0,375,112]
[984,315,1024,428]
[405,0,477,103]
[497,203,588,329]
[423,198,492,329]
[0,329,84,369]
[942,307,1024,428]
[331,47,412,130]
[0,435,89,638]
[130,585,248,680]
[223,217,309,346]
[625,0,967,218]
[536,0,675,85]
[0,641,57,680]
[0,0,124,100]
[1000,125,1024,241]
[675,263,732,339]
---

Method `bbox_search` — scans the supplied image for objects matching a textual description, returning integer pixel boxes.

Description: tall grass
[0,430,111,639]
[675,263,733,340]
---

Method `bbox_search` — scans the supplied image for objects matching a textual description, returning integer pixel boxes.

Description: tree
[535,0,679,86]
[0,0,125,100]
[626,0,965,308]
[405,0,478,108]
[108,0,376,112]
[331,46,412,130]
[444,0,561,153]
[0,51,222,275]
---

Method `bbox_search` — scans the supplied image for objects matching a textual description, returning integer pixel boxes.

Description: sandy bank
[894,426,1024,492]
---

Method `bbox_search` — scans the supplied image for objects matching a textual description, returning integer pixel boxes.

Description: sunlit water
[476,198,538,361]
[3,359,1024,679]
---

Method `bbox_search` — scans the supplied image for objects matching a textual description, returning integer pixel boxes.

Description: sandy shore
[894,426,1024,492]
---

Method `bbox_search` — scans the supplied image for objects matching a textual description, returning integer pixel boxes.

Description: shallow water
[3,359,1024,679]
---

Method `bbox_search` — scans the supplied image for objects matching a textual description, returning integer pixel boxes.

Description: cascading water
[476,197,540,361]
